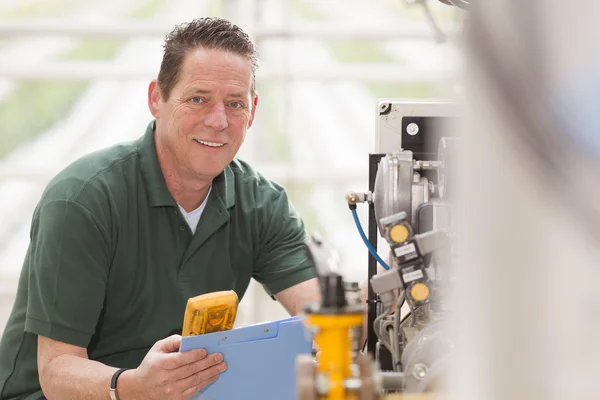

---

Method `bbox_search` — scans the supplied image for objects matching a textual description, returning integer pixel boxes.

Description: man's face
[150,47,257,181]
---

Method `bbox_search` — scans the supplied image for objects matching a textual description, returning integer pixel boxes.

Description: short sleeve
[24,200,111,348]
[252,191,318,296]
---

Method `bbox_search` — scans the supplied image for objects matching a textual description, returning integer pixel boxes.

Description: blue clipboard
[180,316,313,400]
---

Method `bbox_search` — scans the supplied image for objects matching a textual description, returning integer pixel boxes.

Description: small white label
[395,243,417,258]
[403,269,424,283]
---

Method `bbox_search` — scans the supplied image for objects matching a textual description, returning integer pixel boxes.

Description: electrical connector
[370,269,403,308]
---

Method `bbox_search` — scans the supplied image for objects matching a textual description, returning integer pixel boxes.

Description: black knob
[320,273,347,309]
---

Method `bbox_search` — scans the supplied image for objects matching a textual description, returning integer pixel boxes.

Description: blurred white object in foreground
[449,1,600,400]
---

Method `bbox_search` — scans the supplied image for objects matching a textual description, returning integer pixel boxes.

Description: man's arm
[252,189,319,304]
[38,336,130,399]
[29,199,225,399]
[31,199,136,399]
[274,277,321,316]
[38,334,225,400]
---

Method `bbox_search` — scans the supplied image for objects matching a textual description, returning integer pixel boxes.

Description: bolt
[264,329,269,333]
[222,337,227,341]
[407,123,419,136]
[412,364,428,380]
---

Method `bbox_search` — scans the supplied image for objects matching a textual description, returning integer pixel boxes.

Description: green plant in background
[206,0,224,16]
[0,80,87,158]
[367,81,443,99]
[327,40,396,64]
[66,39,123,61]
[256,81,291,163]
[285,182,326,236]
[126,0,164,19]
[291,0,327,21]
[0,0,167,159]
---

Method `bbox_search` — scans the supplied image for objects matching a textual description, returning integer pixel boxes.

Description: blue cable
[351,208,391,271]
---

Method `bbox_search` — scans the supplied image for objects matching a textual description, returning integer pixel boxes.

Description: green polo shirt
[0,121,317,400]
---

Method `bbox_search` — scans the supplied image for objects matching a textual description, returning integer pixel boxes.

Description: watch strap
[109,367,129,400]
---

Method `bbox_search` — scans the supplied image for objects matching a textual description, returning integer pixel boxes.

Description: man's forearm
[274,278,321,316]
[40,354,139,399]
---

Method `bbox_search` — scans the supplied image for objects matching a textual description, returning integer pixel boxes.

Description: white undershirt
[177,186,211,234]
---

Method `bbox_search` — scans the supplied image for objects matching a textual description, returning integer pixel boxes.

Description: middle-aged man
[0,17,321,400]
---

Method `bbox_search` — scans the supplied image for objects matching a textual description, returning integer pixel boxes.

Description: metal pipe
[341,372,404,392]
[380,371,405,391]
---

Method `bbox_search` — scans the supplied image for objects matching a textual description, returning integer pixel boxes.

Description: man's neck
[167,176,211,212]
[156,142,212,213]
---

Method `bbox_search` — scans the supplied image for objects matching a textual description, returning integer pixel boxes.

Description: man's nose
[204,103,229,131]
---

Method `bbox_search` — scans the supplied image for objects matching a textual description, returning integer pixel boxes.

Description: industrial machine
[297,99,460,400]
[294,1,467,397]
[367,99,458,381]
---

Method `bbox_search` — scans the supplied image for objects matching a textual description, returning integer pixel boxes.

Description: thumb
[155,335,182,354]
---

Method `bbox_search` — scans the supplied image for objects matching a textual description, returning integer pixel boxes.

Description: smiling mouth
[193,139,226,148]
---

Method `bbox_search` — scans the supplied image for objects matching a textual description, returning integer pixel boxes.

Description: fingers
[154,335,182,353]
[161,348,208,370]
[181,374,220,399]
[177,358,227,394]
[174,352,225,381]
[153,335,210,370]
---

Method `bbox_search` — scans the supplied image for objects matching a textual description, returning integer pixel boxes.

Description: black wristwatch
[109,368,129,400]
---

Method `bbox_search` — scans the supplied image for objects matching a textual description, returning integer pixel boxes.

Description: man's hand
[125,335,227,400]
[38,334,225,399]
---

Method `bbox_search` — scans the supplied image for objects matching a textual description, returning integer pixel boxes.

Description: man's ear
[148,80,162,118]
[248,93,259,128]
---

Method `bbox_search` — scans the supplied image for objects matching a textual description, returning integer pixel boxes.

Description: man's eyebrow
[186,89,246,98]
[226,93,246,99]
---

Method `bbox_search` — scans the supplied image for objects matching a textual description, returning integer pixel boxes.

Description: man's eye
[230,102,243,109]
[191,97,203,103]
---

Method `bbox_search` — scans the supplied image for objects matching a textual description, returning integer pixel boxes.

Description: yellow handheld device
[182,290,239,336]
